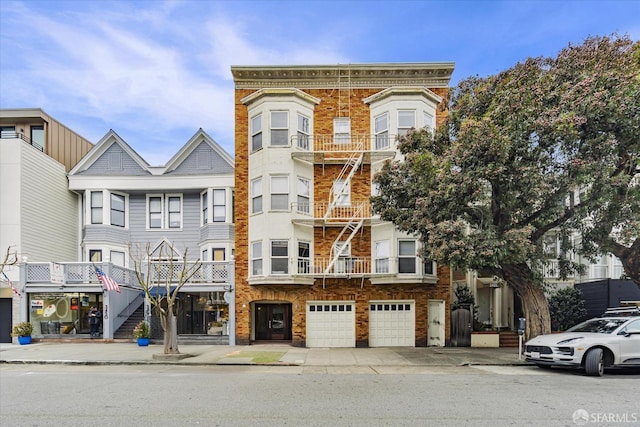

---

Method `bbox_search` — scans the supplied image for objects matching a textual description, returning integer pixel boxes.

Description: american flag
[94,266,121,293]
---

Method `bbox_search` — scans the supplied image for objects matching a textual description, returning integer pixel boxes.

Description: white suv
[524,308,640,376]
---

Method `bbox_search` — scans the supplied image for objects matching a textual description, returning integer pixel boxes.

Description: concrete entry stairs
[499,331,520,348]
[114,305,145,340]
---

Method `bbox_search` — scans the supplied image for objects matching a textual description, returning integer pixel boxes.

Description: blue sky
[1,0,638,165]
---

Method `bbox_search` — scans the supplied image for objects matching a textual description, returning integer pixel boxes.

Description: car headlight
[557,337,584,345]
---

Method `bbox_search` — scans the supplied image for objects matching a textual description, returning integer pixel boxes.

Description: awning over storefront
[144,286,177,297]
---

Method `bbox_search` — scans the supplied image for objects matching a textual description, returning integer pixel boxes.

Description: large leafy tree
[372,35,639,339]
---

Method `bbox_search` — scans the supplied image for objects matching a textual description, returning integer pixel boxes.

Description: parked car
[524,308,640,376]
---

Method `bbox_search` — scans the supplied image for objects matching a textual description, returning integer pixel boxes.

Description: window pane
[168,197,180,212]
[252,242,262,258]
[252,259,263,275]
[298,115,309,133]
[271,259,288,274]
[111,210,125,227]
[89,250,102,262]
[30,126,44,150]
[251,115,261,133]
[375,114,387,133]
[149,197,162,212]
[252,196,262,213]
[271,194,288,210]
[169,212,180,228]
[271,129,288,146]
[399,258,416,274]
[252,132,262,151]
[91,191,103,207]
[150,213,162,228]
[213,189,225,204]
[271,111,287,128]
[271,241,288,257]
[297,178,310,196]
[213,206,226,222]
[111,194,125,211]
[399,241,415,256]
[398,111,415,128]
[375,241,389,257]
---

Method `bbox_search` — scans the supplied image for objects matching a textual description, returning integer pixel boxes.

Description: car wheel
[585,348,604,376]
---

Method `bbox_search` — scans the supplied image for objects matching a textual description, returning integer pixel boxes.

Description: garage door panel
[369,300,415,347]
[306,302,355,348]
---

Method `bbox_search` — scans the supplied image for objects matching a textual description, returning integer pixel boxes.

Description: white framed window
[251,241,263,276]
[212,248,226,261]
[298,241,310,274]
[110,193,126,227]
[91,191,103,224]
[297,177,310,214]
[398,240,416,274]
[167,196,181,228]
[89,249,102,262]
[334,117,350,144]
[251,114,262,152]
[423,111,434,132]
[270,175,289,211]
[593,254,608,279]
[333,179,350,206]
[146,194,182,229]
[374,113,389,149]
[271,240,289,274]
[423,259,435,275]
[375,240,390,273]
[398,110,416,137]
[111,251,125,267]
[270,111,289,146]
[201,191,208,224]
[251,177,263,214]
[543,234,559,258]
[148,196,163,228]
[297,114,310,150]
[213,189,226,222]
[334,241,352,274]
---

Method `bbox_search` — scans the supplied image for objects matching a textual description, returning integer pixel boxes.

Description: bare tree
[130,242,202,354]
[0,246,18,278]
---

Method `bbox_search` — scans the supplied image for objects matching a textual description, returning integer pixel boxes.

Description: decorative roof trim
[362,87,443,105]
[240,88,321,106]
[231,63,455,89]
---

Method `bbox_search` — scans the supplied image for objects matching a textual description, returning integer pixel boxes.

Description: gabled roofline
[164,128,234,173]
[68,129,150,175]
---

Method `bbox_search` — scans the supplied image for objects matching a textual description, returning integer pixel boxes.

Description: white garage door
[369,300,415,347]
[306,301,355,347]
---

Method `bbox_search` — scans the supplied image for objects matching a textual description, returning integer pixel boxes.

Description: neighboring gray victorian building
[17,128,235,342]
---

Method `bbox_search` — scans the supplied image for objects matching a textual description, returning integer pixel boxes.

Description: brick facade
[233,64,454,347]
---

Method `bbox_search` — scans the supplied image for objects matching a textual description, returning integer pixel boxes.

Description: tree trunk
[163,315,180,354]
[501,263,551,340]
[610,239,640,287]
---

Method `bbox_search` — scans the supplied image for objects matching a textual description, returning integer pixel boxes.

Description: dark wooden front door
[0,298,12,343]
[255,303,292,341]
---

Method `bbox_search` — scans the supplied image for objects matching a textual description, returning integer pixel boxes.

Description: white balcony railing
[291,202,373,220]
[290,134,399,152]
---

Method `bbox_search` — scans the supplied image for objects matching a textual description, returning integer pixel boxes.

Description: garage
[306,301,355,347]
[369,300,415,347]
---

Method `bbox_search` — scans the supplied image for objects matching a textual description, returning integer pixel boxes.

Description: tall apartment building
[232,63,455,347]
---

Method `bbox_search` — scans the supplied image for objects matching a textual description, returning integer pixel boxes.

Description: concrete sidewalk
[0,342,529,367]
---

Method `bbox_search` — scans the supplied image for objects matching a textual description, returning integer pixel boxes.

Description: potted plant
[133,320,150,346]
[11,321,33,345]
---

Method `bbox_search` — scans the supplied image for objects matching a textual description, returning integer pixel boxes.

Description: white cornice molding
[68,174,234,191]
[232,63,455,89]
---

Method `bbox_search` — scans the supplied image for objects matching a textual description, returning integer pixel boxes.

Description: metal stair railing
[323,203,365,275]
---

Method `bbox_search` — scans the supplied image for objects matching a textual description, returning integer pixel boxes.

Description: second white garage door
[306,301,355,347]
[369,300,415,347]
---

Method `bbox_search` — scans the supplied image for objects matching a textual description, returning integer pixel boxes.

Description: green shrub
[548,287,587,331]
[11,321,33,337]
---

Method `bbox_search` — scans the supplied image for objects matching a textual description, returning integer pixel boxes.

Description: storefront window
[176,292,229,335]
[29,293,102,335]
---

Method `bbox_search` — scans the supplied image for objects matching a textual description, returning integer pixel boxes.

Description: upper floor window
[201,191,208,224]
[398,110,416,137]
[423,259,435,275]
[374,113,389,149]
[333,179,350,206]
[298,241,310,274]
[423,112,434,132]
[91,191,103,224]
[30,126,44,151]
[270,175,289,211]
[398,240,416,274]
[270,111,289,146]
[375,240,390,273]
[334,117,351,144]
[149,196,163,228]
[0,126,16,138]
[251,114,262,152]
[271,240,289,274]
[251,178,263,214]
[89,249,102,262]
[111,251,125,267]
[202,249,208,261]
[213,189,226,222]
[147,194,182,229]
[110,193,125,227]
[297,177,310,214]
[251,241,263,276]
[297,114,310,150]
